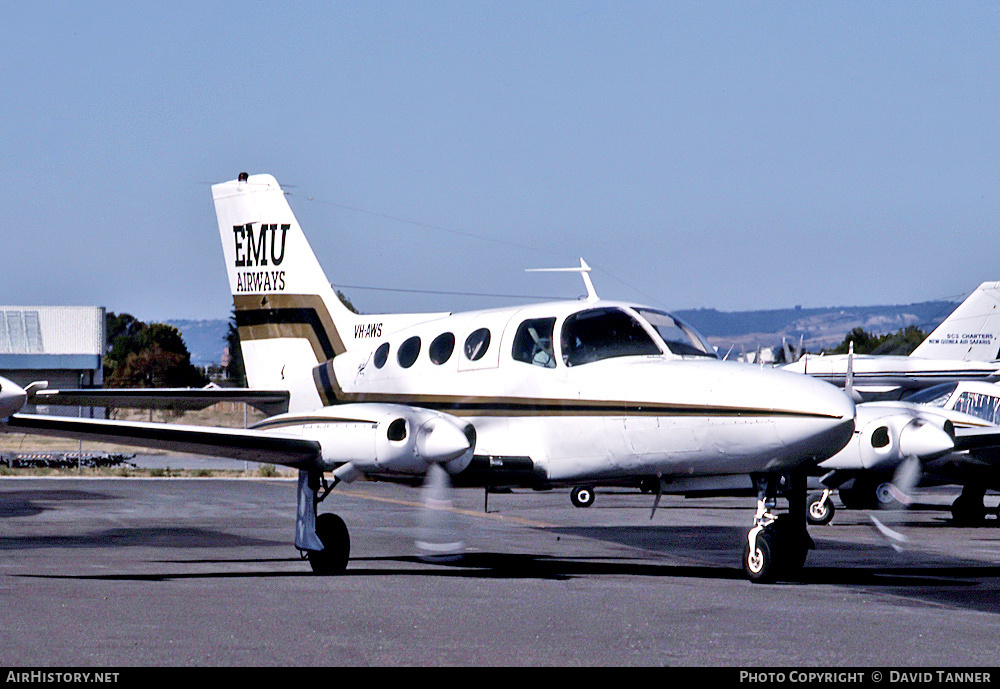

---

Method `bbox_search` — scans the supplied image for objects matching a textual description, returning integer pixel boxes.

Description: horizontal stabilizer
[32,388,290,416]
[3,414,319,467]
[853,385,903,395]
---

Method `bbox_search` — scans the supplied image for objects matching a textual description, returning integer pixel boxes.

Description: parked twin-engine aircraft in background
[781,282,1000,401]
[806,380,1000,526]
[0,172,862,584]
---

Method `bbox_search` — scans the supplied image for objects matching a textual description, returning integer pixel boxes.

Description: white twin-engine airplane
[781,282,1000,401]
[0,173,858,584]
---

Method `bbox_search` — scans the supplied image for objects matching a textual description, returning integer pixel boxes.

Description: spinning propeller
[412,416,475,560]
[867,417,952,552]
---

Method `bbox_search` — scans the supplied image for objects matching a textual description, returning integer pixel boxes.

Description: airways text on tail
[781,282,1000,400]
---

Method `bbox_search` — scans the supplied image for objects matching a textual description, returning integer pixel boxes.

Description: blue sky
[2,1,998,321]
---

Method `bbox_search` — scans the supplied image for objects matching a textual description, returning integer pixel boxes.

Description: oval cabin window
[464,328,491,361]
[397,336,421,368]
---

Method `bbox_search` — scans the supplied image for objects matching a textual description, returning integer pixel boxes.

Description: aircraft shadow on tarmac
[0,489,118,519]
[0,526,285,551]
[15,550,1000,615]
[9,521,1000,615]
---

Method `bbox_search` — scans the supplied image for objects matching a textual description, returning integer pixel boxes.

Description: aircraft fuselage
[276,299,857,487]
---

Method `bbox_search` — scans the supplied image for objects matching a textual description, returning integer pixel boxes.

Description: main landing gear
[297,469,351,575]
[951,485,1000,525]
[307,513,351,574]
[744,472,814,584]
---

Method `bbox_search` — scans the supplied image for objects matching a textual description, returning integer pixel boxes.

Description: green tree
[337,289,359,314]
[827,325,928,356]
[224,309,246,386]
[104,312,207,387]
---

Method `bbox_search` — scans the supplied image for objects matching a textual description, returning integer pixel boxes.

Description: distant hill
[675,300,959,354]
[166,319,229,367]
[166,299,962,366]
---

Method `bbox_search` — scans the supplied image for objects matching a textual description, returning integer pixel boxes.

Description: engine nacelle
[262,403,475,479]
[819,403,954,472]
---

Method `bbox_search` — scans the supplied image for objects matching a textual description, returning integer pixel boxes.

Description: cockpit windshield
[560,307,661,367]
[634,308,717,358]
[903,383,958,407]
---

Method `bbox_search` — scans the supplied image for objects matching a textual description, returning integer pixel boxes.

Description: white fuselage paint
[279,299,859,485]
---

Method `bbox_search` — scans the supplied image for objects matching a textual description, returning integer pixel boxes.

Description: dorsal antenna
[526,258,599,302]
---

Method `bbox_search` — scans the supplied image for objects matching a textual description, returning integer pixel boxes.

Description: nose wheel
[806,489,835,525]
[570,485,595,508]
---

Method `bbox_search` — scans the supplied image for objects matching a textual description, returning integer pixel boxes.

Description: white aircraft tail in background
[909,282,1000,361]
[782,283,1000,400]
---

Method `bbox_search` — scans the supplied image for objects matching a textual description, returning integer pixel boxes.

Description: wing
[31,387,290,416]
[953,426,1000,453]
[3,413,319,467]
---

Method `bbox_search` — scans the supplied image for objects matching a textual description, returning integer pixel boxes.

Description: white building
[0,306,105,391]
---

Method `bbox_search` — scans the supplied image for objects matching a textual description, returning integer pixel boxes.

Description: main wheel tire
[307,513,351,575]
[806,493,835,526]
[769,516,810,576]
[744,529,777,584]
[570,486,595,508]
[839,482,879,510]
[951,495,987,525]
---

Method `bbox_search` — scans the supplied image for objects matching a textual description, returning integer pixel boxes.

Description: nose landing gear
[744,472,814,584]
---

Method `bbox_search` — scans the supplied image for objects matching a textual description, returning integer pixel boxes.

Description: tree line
[104,312,207,388]
[106,291,359,389]
[825,325,927,356]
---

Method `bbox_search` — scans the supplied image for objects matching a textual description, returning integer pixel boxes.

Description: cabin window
[397,336,421,368]
[560,307,660,367]
[373,342,390,369]
[464,328,491,361]
[512,317,557,368]
[429,332,456,365]
[634,308,716,358]
[903,383,956,407]
[952,391,1000,425]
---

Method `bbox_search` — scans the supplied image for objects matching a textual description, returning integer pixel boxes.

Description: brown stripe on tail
[233,293,347,362]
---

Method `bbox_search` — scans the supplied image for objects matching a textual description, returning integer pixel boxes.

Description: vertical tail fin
[910,282,1000,361]
[212,174,360,391]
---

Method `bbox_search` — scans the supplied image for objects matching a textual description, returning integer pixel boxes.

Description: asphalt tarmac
[1,473,999,667]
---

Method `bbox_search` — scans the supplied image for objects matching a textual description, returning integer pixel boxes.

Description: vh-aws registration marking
[355,322,382,339]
